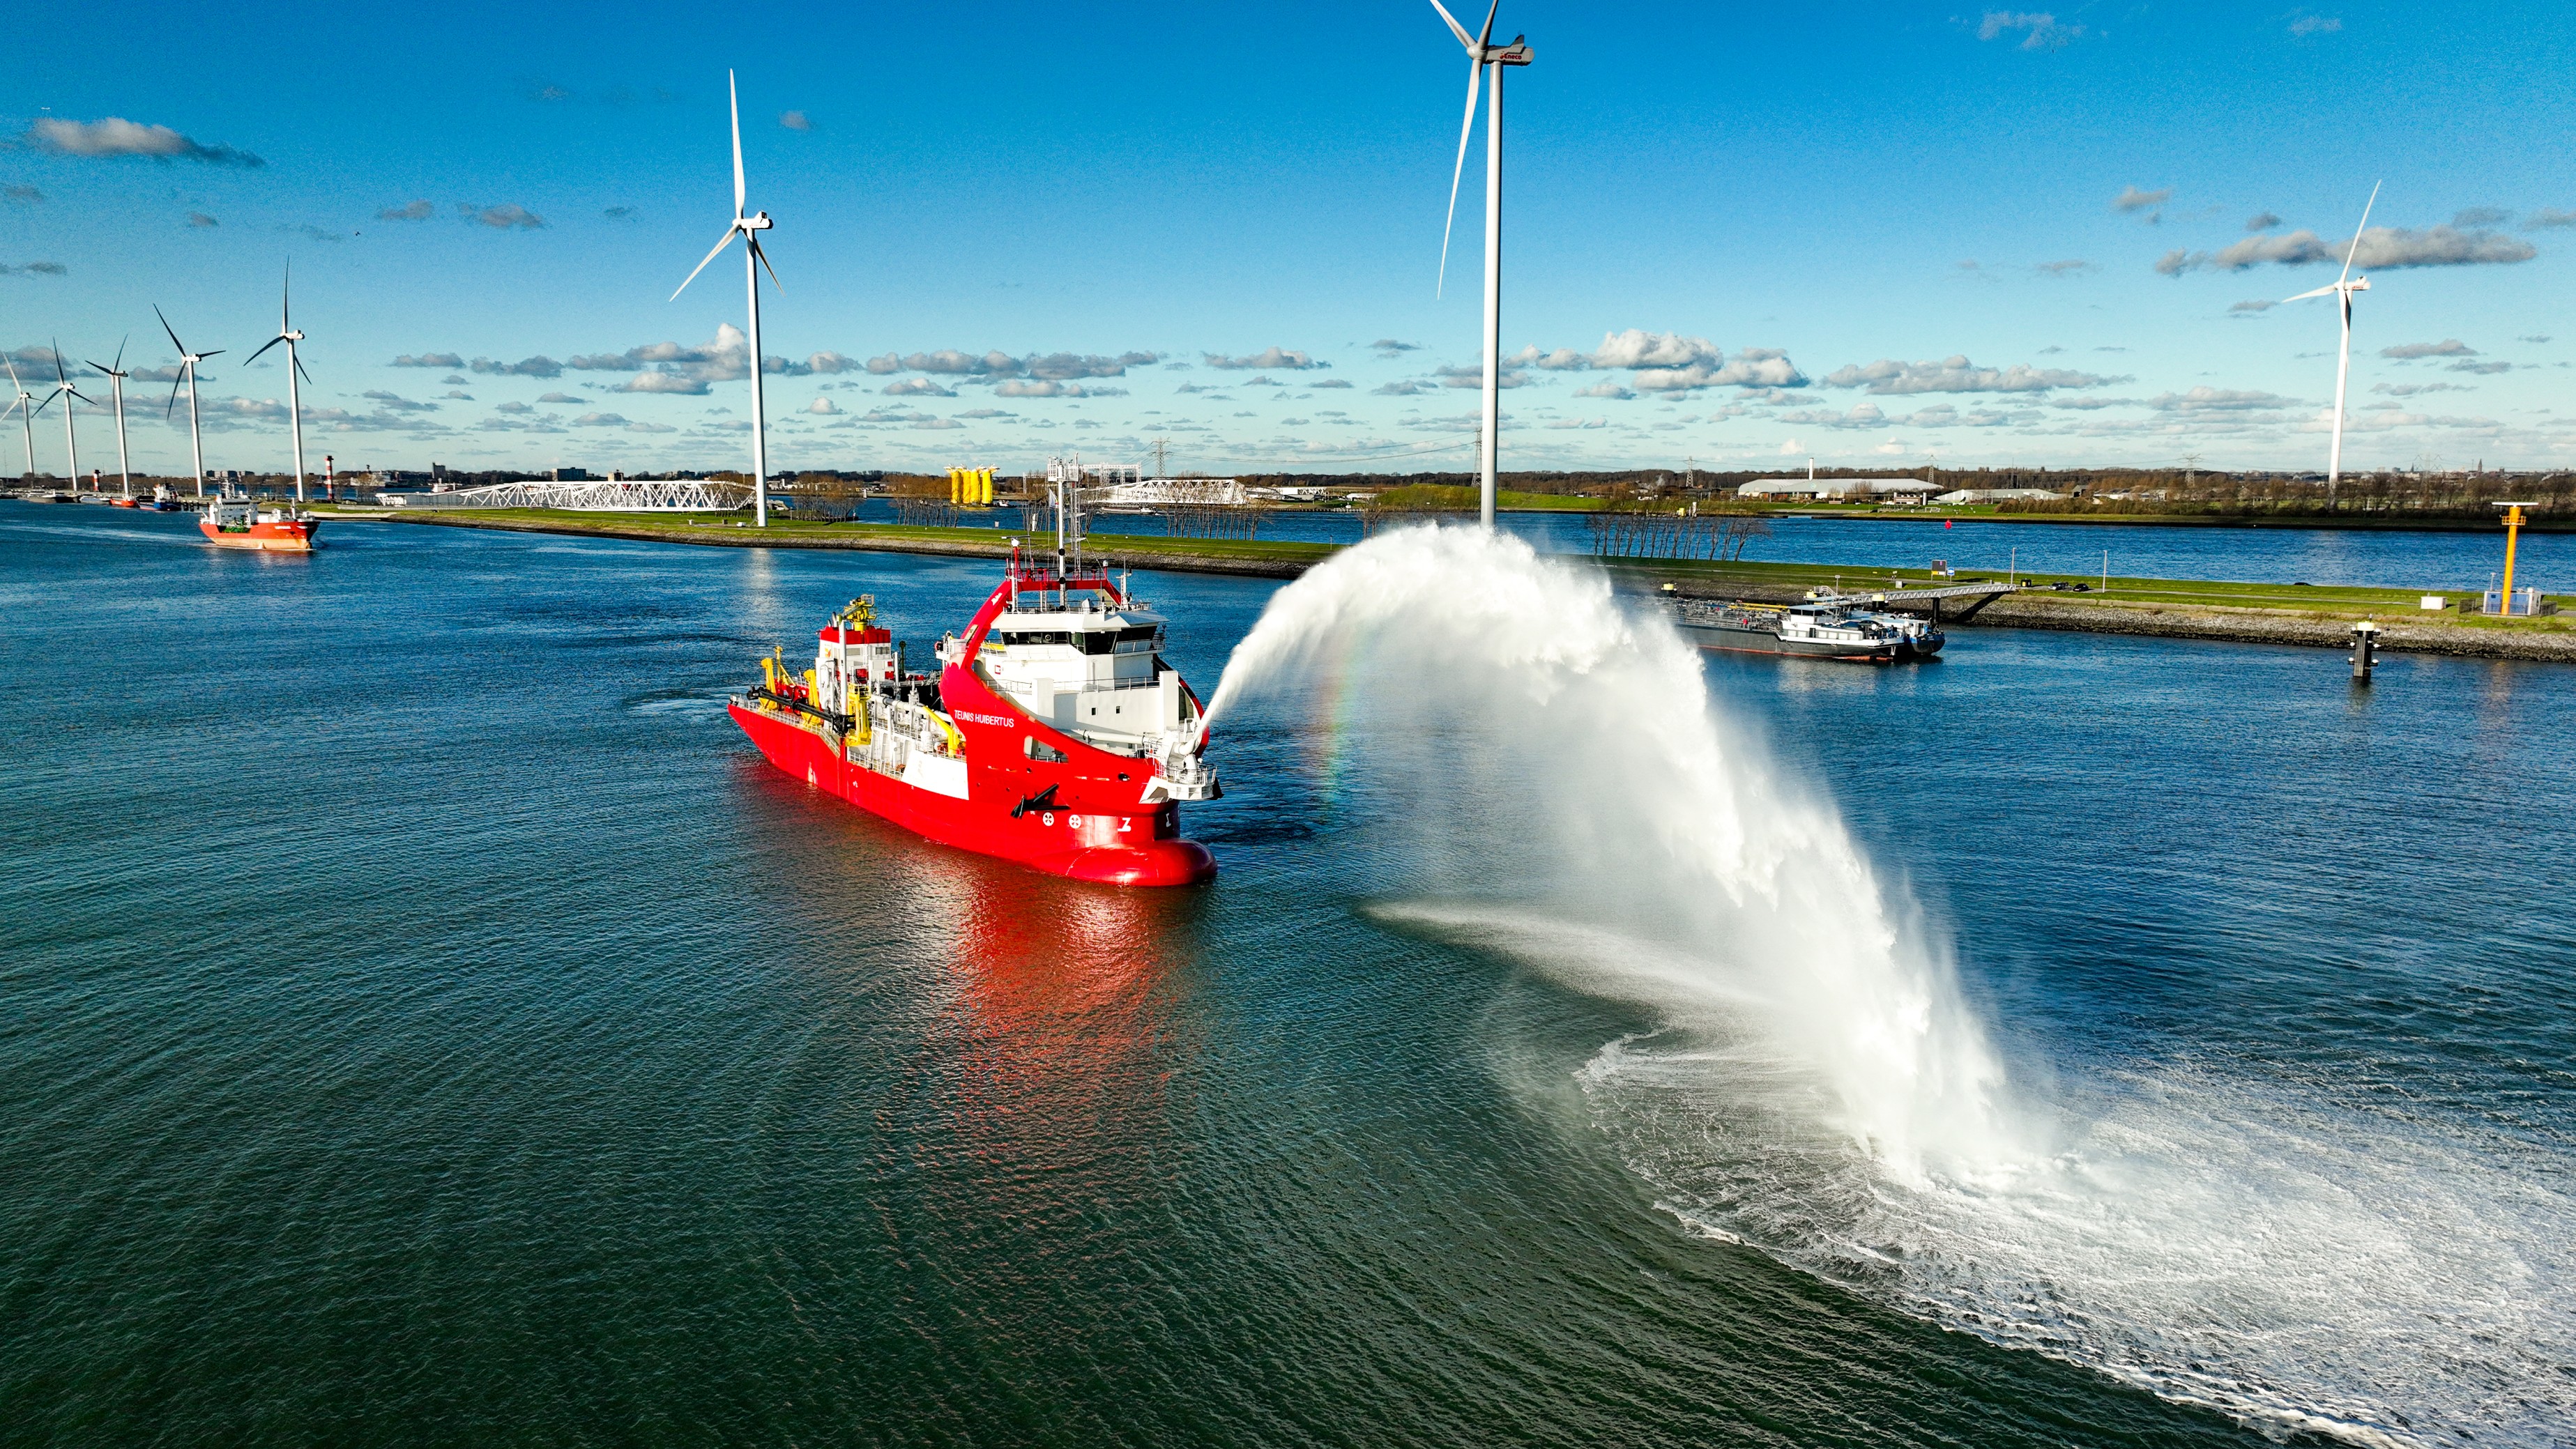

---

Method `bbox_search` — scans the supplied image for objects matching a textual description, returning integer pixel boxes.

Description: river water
[4,502,2570,1447]
[854,497,2570,592]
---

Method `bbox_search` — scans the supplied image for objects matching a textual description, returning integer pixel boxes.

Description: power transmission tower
[1151,438,1169,479]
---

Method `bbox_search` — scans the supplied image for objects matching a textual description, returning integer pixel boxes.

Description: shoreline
[342,509,2576,662]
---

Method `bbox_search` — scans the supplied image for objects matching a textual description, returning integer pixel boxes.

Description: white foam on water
[1209,525,2576,1446]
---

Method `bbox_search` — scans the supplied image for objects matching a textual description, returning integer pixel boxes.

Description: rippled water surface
[4,502,2570,1447]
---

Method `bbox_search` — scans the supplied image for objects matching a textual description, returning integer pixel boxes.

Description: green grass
[1370,484,1600,512]
[347,506,2570,630]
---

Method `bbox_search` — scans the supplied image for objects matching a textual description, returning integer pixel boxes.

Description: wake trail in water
[1205,526,2575,1447]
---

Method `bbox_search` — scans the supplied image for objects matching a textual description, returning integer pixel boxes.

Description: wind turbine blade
[52,342,66,385]
[294,355,312,385]
[247,335,287,365]
[89,359,113,376]
[3,352,21,390]
[282,261,293,331]
[2338,179,2381,285]
[729,70,747,217]
[199,349,225,360]
[33,392,54,417]
[2282,283,2339,302]
[155,304,185,356]
[1427,0,1477,52]
[68,388,95,406]
[671,224,740,300]
[750,234,782,291]
[113,334,127,372]
[1477,0,1499,49]
[167,374,185,418]
[1437,57,1484,299]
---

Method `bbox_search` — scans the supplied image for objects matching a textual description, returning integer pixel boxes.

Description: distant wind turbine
[2,352,33,480]
[88,337,133,498]
[157,305,224,497]
[244,265,314,503]
[2284,181,2380,505]
[1428,0,1532,530]
[32,339,94,490]
[672,70,780,528]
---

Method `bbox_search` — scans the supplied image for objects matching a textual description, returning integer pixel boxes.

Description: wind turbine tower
[34,340,93,490]
[89,339,133,498]
[245,267,313,502]
[2,353,33,480]
[673,70,781,528]
[1427,0,1532,529]
[157,306,224,497]
[2285,182,2381,506]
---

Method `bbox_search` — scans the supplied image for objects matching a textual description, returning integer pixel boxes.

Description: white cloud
[393,353,465,369]
[2160,224,2537,275]
[806,397,839,415]
[1205,346,1325,370]
[1822,355,2117,394]
[377,200,435,222]
[2111,186,2172,214]
[883,378,955,397]
[2381,339,2475,359]
[22,116,261,166]
[1979,13,2083,49]
[462,203,547,230]
[2287,13,2342,36]
[471,355,564,378]
[779,110,813,131]
[2148,387,2295,413]
[572,411,629,427]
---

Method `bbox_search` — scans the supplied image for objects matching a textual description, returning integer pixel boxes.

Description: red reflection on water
[933,859,1203,1190]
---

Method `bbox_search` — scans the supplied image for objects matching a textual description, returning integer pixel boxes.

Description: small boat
[199,498,319,551]
[1667,597,1942,663]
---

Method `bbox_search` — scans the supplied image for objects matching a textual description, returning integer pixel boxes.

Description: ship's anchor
[1009,783,1060,819]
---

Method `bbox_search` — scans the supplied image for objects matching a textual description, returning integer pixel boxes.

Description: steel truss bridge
[389,478,752,512]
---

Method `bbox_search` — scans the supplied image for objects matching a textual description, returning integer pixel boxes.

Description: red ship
[199,498,319,551]
[729,474,1221,887]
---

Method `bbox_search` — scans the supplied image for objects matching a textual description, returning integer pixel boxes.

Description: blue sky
[3,1,2570,478]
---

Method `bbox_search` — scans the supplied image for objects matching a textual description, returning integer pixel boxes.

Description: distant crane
[2284,181,2381,505]
[673,70,782,527]
[86,338,133,498]
[1426,0,1532,529]
[155,306,224,497]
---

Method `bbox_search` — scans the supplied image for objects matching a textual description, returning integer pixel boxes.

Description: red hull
[731,701,1216,887]
[199,516,319,551]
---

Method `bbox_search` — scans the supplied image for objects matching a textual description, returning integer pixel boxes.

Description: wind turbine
[245,265,313,503]
[1428,0,1532,530]
[88,338,133,498]
[2285,181,2380,505]
[2,353,32,480]
[672,70,779,528]
[157,305,223,497]
[32,340,93,491]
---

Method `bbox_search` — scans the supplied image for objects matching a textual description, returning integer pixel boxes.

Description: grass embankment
[349,507,1340,575]
[330,505,2574,654]
[1370,484,1599,512]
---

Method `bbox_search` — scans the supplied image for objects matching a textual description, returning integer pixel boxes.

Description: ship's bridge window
[1076,625,1161,657]
[994,629,1075,647]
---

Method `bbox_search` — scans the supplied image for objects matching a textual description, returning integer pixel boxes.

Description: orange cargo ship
[199,499,319,551]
